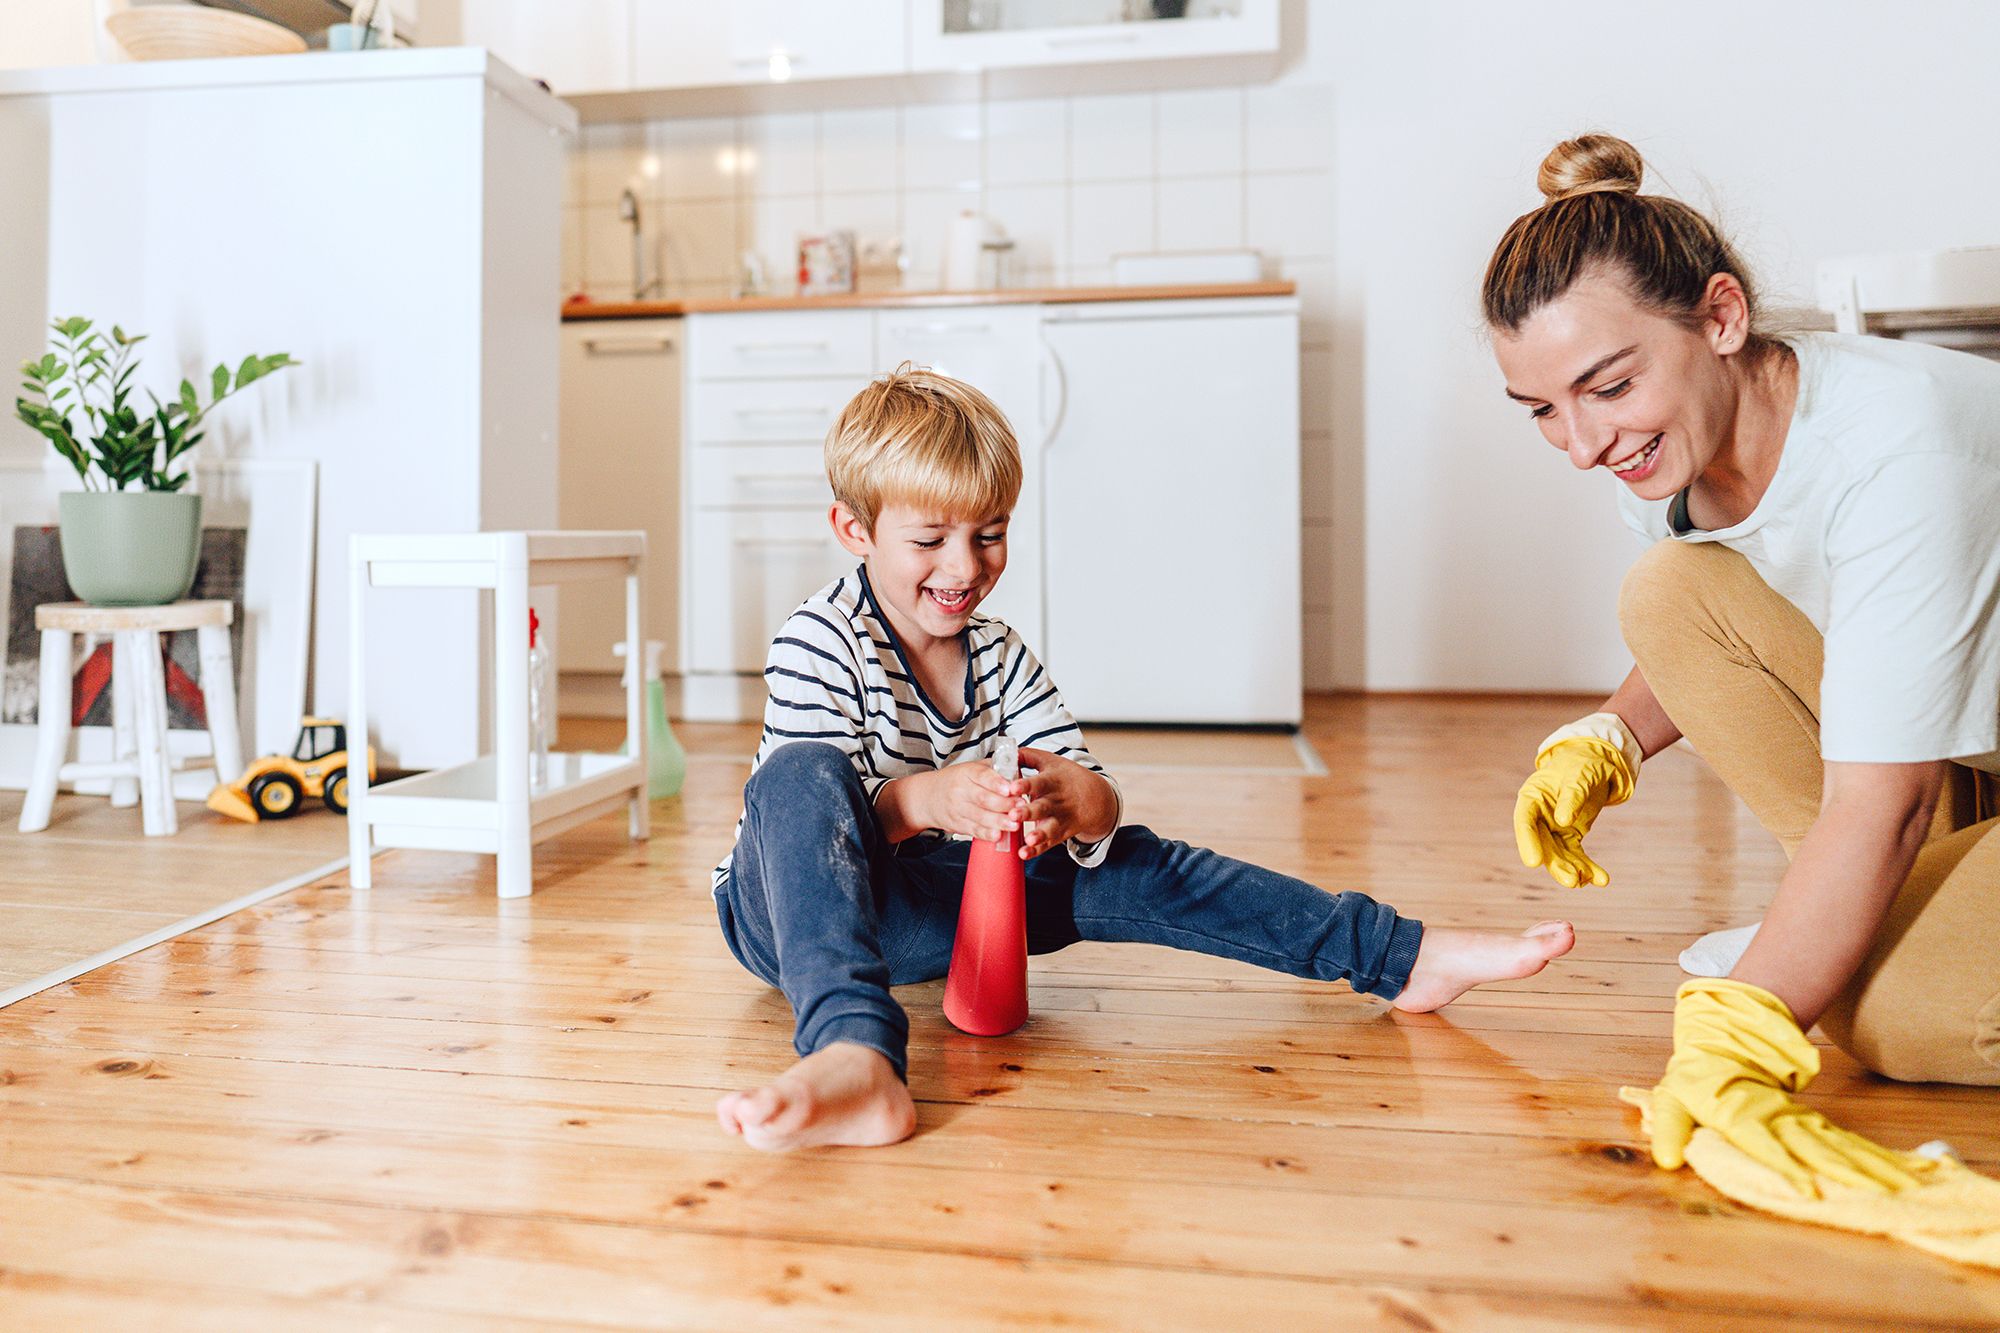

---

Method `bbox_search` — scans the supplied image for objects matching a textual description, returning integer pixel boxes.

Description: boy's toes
[718,1085,785,1137]
[1526,920,1575,957]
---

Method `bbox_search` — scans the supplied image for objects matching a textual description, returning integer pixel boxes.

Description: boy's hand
[1014,748,1117,859]
[925,761,1025,845]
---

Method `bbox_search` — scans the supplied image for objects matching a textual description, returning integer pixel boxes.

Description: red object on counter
[942,738,1030,1036]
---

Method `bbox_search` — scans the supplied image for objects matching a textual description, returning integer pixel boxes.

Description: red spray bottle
[942,737,1029,1036]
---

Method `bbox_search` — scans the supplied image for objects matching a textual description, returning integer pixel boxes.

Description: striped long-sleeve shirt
[714,565,1122,893]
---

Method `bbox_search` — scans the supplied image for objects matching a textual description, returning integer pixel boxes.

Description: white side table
[19,600,243,837]
[347,531,648,898]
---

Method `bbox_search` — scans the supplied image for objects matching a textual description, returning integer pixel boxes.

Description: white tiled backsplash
[566,80,1341,686]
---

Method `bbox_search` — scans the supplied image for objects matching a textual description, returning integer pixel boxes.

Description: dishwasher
[1035,296,1301,726]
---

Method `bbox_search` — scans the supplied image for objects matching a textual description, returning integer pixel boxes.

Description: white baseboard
[558,670,763,722]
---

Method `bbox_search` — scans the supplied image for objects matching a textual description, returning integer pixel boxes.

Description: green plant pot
[57,491,203,607]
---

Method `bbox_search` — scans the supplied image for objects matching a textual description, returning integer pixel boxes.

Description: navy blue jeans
[716,742,1424,1079]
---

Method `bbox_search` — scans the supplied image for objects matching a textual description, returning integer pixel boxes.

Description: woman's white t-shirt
[1618,331,2000,773]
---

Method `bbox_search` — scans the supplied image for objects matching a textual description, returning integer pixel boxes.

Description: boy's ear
[828,501,873,557]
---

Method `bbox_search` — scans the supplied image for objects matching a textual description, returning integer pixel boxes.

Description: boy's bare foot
[1390,920,1575,1013]
[715,1041,916,1152]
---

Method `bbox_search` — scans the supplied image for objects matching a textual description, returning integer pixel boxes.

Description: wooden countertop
[561,281,1296,320]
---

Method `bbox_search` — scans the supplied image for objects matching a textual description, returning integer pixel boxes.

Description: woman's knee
[1821,821,2000,1086]
[1618,541,1731,657]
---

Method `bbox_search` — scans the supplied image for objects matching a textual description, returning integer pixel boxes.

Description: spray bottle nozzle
[613,638,669,688]
[990,737,1019,781]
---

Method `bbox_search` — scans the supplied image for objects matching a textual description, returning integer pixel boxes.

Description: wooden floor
[2,695,1997,1330]
[0,789,350,999]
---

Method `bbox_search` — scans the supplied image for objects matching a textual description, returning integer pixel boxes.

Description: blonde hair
[825,363,1022,533]
[1482,133,1770,345]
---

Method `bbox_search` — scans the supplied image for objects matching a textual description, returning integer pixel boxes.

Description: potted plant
[15,317,293,606]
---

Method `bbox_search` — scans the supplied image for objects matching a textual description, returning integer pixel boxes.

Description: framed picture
[0,458,316,796]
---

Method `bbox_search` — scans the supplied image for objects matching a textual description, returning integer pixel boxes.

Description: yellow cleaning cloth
[1619,1085,2000,1270]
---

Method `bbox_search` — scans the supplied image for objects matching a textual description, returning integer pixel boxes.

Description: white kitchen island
[0,49,573,772]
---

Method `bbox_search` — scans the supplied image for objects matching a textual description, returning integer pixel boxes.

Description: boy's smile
[831,501,1010,650]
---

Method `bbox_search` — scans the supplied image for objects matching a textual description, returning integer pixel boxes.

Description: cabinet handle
[733,537,828,551]
[736,473,826,487]
[887,322,994,338]
[734,406,832,418]
[583,336,674,354]
[1045,31,1142,49]
[733,340,831,355]
[732,51,806,67]
[1038,335,1069,449]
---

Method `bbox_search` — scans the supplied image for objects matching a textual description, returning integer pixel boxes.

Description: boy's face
[831,501,1009,647]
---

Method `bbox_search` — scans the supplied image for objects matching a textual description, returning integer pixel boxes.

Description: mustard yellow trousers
[1620,540,2000,1086]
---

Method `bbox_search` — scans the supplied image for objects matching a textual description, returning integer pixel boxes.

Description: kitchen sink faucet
[619,187,664,300]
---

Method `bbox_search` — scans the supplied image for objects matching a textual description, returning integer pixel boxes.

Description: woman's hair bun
[1537,133,1644,204]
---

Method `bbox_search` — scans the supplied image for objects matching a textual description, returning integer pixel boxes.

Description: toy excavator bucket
[206,783,258,824]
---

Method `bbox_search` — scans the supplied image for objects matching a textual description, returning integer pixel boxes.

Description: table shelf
[348,530,648,897]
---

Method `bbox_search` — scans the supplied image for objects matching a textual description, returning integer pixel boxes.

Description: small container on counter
[796,230,856,296]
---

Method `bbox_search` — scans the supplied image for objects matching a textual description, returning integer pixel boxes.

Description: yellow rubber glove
[1644,978,1925,1197]
[1514,714,1638,888]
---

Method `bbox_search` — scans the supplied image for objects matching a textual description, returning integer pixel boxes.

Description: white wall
[1331,0,2000,691]
[0,2,101,71]
[565,0,2000,693]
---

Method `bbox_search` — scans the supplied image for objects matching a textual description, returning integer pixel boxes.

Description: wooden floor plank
[2,694,1995,1327]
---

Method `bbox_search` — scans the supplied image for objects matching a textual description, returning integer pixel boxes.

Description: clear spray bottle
[528,608,554,789]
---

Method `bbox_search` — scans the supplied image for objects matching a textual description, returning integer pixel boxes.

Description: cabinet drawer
[684,508,853,674]
[688,375,866,443]
[688,310,875,380]
[689,443,831,509]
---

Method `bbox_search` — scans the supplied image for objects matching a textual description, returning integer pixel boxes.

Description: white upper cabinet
[460,0,633,94]
[632,1,907,89]
[908,0,1278,73]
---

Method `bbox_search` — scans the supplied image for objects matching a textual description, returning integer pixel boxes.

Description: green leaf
[55,316,91,340]
[234,354,263,389]
[211,364,230,399]
[179,379,199,416]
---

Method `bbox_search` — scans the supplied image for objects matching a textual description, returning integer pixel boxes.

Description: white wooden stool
[18,600,244,837]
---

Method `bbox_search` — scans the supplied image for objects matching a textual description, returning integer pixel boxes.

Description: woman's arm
[1731,758,1946,1029]
[1604,663,1682,760]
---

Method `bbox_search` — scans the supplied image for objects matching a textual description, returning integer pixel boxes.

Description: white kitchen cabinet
[685,508,850,673]
[558,318,681,688]
[459,0,633,94]
[875,305,1045,650]
[675,295,1299,726]
[680,308,875,719]
[1038,297,1299,724]
[909,0,1277,73]
[632,0,906,89]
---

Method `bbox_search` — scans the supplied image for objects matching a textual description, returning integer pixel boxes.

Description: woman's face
[1491,271,1739,501]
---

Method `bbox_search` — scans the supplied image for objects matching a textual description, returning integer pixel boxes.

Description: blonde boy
[713,366,1574,1151]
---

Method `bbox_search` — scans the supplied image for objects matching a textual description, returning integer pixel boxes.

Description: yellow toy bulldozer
[207,717,376,823]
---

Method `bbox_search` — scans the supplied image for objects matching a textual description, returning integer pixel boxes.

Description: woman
[1485,133,2000,1194]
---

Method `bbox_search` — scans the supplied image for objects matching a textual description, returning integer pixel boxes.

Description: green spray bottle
[615,638,685,798]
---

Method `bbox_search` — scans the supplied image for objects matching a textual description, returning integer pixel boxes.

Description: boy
[714,367,1574,1151]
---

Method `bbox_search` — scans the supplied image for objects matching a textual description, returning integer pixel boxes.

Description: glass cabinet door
[911,0,1274,72]
[943,1,1242,35]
